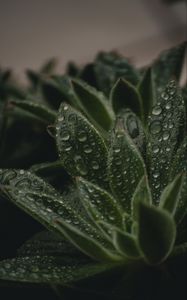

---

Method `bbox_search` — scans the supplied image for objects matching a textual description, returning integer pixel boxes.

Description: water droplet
[152,106,162,116]
[163,131,170,141]
[150,121,161,134]
[161,92,169,100]
[127,116,139,138]
[58,116,64,122]
[165,103,171,110]
[83,147,92,154]
[92,161,99,170]
[78,132,87,142]
[114,148,120,153]
[61,132,70,141]
[152,145,160,154]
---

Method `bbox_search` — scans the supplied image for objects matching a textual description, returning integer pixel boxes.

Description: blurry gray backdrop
[0,0,186,78]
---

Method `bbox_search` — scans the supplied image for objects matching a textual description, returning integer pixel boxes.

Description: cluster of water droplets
[148,80,185,203]
[56,103,108,188]
[108,130,145,214]
[78,179,122,228]
[0,255,87,283]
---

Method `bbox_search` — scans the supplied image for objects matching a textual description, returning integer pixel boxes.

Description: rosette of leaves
[0,70,187,299]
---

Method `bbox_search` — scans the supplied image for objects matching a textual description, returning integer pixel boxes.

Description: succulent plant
[0,42,186,299]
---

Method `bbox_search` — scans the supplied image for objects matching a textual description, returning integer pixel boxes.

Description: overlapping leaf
[72,79,114,132]
[56,103,108,188]
[108,120,146,214]
[153,41,186,90]
[137,202,176,265]
[147,80,186,203]
[10,99,57,124]
[0,169,102,240]
[111,79,143,120]
[0,255,113,284]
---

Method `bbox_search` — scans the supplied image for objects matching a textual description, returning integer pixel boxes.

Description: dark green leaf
[132,176,152,222]
[137,202,176,265]
[10,100,57,124]
[56,103,109,189]
[159,173,184,215]
[72,79,114,132]
[118,109,146,155]
[77,177,123,229]
[111,78,143,120]
[18,231,85,258]
[153,41,186,89]
[108,120,146,214]
[147,80,186,203]
[113,228,140,259]
[94,51,140,96]
[55,219,123,262]
[0,169,100,239]
[0,255,113,284]
[138,67,156,121]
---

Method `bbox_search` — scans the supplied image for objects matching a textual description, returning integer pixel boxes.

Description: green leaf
[113,228,140,259]
[169,137,187,223]
[138,67,156,121]
[55,219,123,262]
[132,176,152,222]
[77,177,123,228]
[0,169,100,239]
[18,231,85,258]
[108,120,146,214]
[159,173,184,215]
[41,75,79,110]
[10,100,57,124]
[0,255,113,284]
[94,51,140,96]
[153,41,186,89]
[137,202,176,265]
[118,109,146,155]
[30,161,65,176]
[72,79,114,132]
[111,78,143,120]
[56,103,108,189]
[147,80,186,203]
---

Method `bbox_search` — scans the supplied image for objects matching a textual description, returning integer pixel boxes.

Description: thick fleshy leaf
[10,100,57,124]
[18,231,85,258]
[72,79,114,132]
[56,103,108,188]
[0,255,113,284]
[170,138,187,223]
[138,67,156,121]
[118,109,146,155]
[159,173,184,215]
[147,80,186,203]
[137,202,176,265]
[30,161,65,177]
[111,79,143,120]
[55,219,123,262]
[153,41,186,89]
[94,51,140,96]
[132,176,152,222]
[108,121,146,214]
[113,228,140,259]
[77,178,123,228]
[0,169,101,240]
[41,75,79,110]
